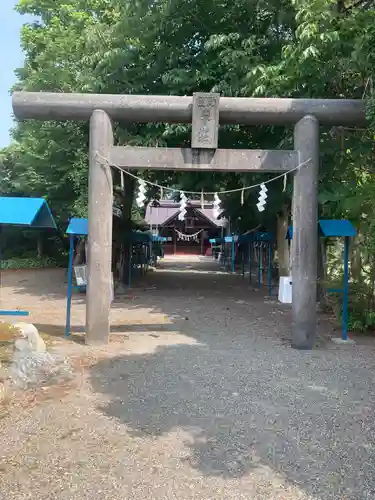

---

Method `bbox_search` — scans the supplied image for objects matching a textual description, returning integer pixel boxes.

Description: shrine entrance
[12,91,366,349]
[145,199,225,256]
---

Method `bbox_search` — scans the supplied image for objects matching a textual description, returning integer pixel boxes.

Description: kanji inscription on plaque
[191,92,220,149]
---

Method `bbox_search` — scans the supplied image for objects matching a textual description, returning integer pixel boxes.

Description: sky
[0,0,34,148]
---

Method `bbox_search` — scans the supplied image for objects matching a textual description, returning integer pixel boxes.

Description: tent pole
[268,243,273,296]
[65,234,74,337]
[258,245,261,289]
[342,236,350,340]
[249,243,252,285]
[232,238,235,273]
[128,244,132,287]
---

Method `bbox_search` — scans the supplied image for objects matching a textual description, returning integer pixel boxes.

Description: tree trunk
[317,238,327,303]
[73,238,86,266]
[36,233,43,260]
[117,177,136,284]
[336,0,345,13]
[350,232,362,283]
[276,206,290,276]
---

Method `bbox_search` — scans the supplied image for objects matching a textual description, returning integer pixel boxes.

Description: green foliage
[0,257,58,269]
[348,310,375,333]
[343,282,375,333]
[325,284,375,333]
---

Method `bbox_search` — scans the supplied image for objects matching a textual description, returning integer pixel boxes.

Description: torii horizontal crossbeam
[12,92,366,126]
[108,147,297,172]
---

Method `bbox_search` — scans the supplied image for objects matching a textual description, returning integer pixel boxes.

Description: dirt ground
[0,256,375,500]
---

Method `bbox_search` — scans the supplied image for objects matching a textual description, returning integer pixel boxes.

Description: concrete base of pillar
[331,337,356,345]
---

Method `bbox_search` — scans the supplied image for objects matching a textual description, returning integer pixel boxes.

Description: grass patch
[0,257,59,269]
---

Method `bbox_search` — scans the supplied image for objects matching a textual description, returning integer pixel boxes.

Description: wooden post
[292,115,319,349]
[86,110,113,344]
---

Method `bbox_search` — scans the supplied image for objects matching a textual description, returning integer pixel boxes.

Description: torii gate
[12,92,366,349]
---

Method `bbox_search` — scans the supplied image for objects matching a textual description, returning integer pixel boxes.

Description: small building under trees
[145,200,226,255]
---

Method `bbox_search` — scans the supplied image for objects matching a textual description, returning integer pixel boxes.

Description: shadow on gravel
[89,258,375,499]
[90,338,375,500]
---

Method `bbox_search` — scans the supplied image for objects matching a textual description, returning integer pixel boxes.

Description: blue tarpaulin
[286,220,356,240]
[238,233,255,243]
[65,217,89,337]
[254,231,273,242]
[66,218,88,236]
[284,219,356,341]
[239,231,273,243]
[319,219,356,237]
[151,235,167,243]
[224,235,239,243]
[0,197,56,317]
[125,231,152,243]
[0,196,56,228]
[209,237,224,244]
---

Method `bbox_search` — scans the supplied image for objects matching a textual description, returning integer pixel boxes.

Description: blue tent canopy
[125,231,152,243]
[238,233,255,243]
[286,220,356,240]
[0,197,56,318]
[151,235,167,243]
[240,231,273,243]
[254,231,273,242]
[66,217,88,236]
[209,237,224,244]
[65,217,89,338]
[224,235,239,243]
[65,220,157,241]
[284,219,356,341]
[319,219,356,237]
[0,196,56,228]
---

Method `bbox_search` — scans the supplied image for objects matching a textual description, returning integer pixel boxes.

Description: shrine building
[145,199,227,255]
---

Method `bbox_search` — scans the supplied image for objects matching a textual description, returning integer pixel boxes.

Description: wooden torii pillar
[12,92,366,348]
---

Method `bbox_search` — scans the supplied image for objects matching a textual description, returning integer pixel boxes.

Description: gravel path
[1,256,375,499]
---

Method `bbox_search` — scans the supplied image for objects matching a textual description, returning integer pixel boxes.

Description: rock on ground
[8,323,73,389]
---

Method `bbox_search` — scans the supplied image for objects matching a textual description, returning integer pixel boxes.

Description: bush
[0,257,58,270]
[348,309,375,333]
[323,281,375,333]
